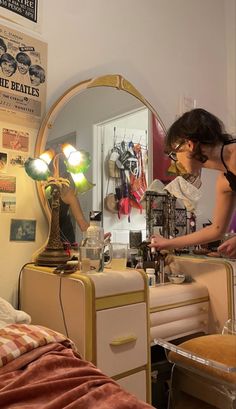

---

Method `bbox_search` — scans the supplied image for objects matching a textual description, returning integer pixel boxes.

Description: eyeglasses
[168,141,186,162]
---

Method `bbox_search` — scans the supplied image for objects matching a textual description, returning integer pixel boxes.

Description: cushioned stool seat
[168,334,236,409]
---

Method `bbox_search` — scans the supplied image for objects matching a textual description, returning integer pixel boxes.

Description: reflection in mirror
[35,75,166,246]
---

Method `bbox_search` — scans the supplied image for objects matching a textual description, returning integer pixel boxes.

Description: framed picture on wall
[0,1,43,32]
[10,219,36,241]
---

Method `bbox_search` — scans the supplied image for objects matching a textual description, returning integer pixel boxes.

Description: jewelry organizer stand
[145,191,187,239]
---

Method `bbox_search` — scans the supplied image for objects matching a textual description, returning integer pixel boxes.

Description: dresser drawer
[116,370,147,402]
[96,303,147,377]
[151,314,208,342]
[150,301,209,327]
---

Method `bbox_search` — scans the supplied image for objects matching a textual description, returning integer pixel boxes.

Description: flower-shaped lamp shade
[62,143,91,174]
[25,157,51,181]
[71,172,95,194]
[39,149,55,164]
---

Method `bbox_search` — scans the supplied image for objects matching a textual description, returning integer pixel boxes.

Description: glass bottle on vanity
[80,211,105,272]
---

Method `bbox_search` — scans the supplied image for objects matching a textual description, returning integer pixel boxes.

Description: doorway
[93,107,151,243]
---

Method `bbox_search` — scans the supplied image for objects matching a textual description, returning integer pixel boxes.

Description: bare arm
[151,173,235,250]
[60,186,89,232]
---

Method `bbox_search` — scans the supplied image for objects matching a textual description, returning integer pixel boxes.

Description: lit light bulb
[66,150,91,174]
[68,151,82,166]
[62,143,76,159]
[39,149,54,164]
[25,157,51,181]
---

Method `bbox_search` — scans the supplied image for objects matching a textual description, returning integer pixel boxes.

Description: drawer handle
[110,335,137,346]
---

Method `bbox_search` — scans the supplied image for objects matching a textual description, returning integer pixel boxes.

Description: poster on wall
[2,128,29,151]
[0,22,47,128]
[0,1,42,32]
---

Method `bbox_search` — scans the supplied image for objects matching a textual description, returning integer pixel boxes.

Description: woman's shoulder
[216,172,234,192]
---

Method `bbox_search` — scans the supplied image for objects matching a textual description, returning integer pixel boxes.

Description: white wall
[43,0,228,121]
[1,0,235,304]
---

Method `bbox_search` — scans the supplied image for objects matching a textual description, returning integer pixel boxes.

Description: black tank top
[220,139,236,192]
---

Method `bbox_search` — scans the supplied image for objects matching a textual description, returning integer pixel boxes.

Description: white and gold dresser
[20,265,151,403]
[149,281,210,342]
[148,255,235,346]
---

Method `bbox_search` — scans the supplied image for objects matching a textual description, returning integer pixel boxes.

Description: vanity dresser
[20,256,235,406]
[20,265,151,403]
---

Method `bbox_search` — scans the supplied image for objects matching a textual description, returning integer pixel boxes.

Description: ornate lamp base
[35,247,70,266]
[35,183,71,267]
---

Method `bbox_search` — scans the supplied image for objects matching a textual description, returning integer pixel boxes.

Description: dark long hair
[165,108,231,162]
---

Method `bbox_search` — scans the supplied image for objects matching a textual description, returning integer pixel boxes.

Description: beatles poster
[0,1,42,32]
[0,22,47,127]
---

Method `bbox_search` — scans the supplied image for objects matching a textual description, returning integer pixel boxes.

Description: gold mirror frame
[35,74,166,222]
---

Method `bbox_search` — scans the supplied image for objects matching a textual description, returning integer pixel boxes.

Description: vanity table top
[25,264,147,299]
[83,268,146,298]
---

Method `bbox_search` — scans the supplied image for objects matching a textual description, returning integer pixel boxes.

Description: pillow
[0,297,31,329]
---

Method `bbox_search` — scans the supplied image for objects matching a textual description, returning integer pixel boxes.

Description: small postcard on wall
[2,128,29,152]
[0,151,8,172]
[0,175,16,193]
[1,195,16,212]
[10,218,36,241]
[9,152,27,167]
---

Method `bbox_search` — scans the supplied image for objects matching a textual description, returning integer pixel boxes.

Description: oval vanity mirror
[35,74,167,246]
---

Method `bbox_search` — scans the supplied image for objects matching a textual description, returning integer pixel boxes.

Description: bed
[0,298,154,409]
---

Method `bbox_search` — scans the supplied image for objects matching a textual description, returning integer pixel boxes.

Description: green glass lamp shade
[66,150,91,174]
[25,157,51,181]
[45,185,52,199]
[71,172,95,194]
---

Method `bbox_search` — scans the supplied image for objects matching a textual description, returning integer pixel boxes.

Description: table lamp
[24,143,94,266]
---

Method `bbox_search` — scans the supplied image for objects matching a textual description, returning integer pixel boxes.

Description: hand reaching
[218,235,236,258]
[149,235,171,251]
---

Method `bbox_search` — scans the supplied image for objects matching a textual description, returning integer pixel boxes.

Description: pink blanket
[0,326,154,408]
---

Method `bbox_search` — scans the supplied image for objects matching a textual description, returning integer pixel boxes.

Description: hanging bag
[104,173,119,214]
[130,143,147,203]
[108,150,121,178]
